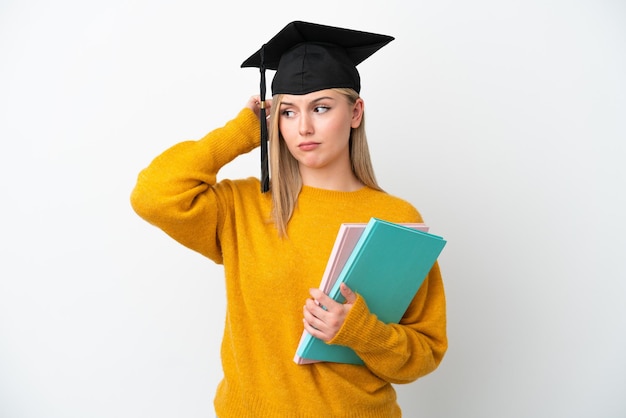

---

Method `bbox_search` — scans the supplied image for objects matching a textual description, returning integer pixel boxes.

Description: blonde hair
[269,88,383,237]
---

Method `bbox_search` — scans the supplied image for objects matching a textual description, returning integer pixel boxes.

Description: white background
[1,1,625,417]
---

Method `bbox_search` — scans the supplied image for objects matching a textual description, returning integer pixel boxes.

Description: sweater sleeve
[130,108,260,263]
[328,262,447,384]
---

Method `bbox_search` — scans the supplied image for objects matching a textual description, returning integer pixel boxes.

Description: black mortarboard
[241,21,394,192]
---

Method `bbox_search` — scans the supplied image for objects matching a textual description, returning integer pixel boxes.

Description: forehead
[279,89,342,105]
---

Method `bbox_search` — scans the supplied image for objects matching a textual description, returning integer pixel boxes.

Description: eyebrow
[280,96,335,107]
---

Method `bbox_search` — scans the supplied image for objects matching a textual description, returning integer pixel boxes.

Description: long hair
[269,88,383,237]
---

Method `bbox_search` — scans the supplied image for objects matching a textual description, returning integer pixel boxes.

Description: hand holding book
[303,283,357,343]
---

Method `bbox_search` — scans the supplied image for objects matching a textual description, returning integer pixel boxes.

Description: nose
[298,113,313,136]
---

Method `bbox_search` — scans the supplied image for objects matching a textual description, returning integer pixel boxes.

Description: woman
[131,21,447,418]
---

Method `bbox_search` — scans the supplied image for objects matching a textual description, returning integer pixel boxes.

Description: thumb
[340,283,357,304]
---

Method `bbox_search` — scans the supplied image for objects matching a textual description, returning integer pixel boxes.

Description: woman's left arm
[303,262,447,383]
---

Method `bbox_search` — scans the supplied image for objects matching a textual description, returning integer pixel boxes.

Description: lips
[298,142,320,151]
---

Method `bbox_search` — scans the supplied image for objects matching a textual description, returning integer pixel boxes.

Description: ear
[351,98,364,129]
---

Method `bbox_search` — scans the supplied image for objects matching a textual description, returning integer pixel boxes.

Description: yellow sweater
[131,109,447,418]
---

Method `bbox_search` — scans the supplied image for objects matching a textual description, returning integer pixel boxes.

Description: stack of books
[294,217,446,365]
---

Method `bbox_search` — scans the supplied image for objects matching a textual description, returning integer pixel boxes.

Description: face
[278,89,363,175]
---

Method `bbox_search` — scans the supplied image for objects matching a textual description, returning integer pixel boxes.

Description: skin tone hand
[246,95,273,120]
[303,283,357,342]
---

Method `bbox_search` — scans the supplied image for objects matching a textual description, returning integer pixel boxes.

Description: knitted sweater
[130,108,447,418]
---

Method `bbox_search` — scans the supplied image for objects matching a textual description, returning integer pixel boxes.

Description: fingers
[246,95,273,119]
[340,283,357,304]
[245,95,260,112]
[310,285,356,306]
[303,287,356,342]
[308,288,331,309]
[303,317,329,342]
[303,299,341,342]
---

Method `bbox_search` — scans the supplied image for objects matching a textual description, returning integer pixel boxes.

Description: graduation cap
[241,21,394,192]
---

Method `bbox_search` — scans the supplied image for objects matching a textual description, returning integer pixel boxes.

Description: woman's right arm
[130,106,261,262]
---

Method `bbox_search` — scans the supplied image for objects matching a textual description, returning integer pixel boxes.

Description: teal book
[294,217,446,365]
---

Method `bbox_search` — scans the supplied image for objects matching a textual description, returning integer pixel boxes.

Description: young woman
[131,21,447,418]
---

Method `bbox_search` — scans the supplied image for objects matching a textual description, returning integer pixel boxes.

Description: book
[294,221,430,365]
[294,217,446,365]
[318,222,430,295]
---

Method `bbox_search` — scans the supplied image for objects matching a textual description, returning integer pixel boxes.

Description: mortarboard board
[241,21,394,192]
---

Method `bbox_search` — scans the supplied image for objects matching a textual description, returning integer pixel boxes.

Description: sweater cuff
[193,108,261,171]
[231,108,262,150]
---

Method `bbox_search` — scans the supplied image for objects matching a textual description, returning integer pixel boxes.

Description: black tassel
[259,45,270,193]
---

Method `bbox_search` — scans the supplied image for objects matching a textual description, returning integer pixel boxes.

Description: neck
[299,165,363,192]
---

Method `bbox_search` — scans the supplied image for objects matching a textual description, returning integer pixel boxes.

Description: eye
[314,105,330,114]
[281,109,295,118]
